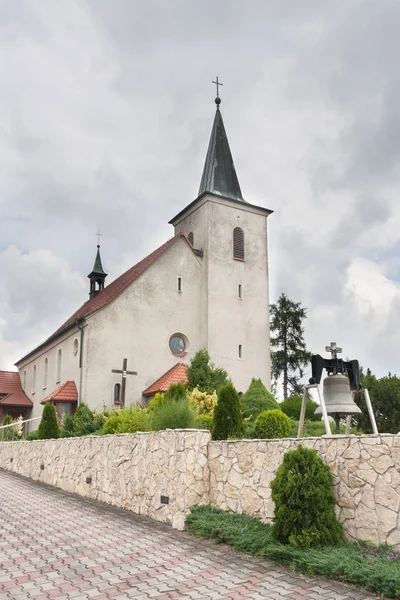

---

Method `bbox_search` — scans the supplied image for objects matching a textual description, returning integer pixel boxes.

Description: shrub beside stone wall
[0,430,210,531]
[209,434,400,548]
[0,431,399,548]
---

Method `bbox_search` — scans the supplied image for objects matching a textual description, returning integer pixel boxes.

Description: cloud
[1,0,400,381]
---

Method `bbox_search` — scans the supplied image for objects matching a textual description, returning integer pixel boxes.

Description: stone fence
[0,431,399,549]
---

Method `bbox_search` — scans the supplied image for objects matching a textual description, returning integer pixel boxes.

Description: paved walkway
[0,470,375,600]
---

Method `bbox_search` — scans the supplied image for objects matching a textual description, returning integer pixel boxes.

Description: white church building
[3,96,272,424]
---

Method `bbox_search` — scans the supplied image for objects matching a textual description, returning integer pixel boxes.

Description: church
[1,94,272,427]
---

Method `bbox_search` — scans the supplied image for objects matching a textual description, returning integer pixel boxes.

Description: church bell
[315,373,362,421]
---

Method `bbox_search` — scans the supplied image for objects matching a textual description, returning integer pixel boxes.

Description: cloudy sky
[1,0,400,381]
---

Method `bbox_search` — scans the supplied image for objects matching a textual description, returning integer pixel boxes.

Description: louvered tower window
[233,227,245,260]
[188,232,194,246]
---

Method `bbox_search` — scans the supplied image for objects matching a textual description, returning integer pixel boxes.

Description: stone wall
[209,434,400,549]
[1,431,399,548]
[0,430,210,531]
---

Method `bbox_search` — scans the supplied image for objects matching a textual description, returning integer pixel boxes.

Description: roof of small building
[41,380,78,404]
[142,363,188,397]
[16,233,194,365]
[0,371,33,407]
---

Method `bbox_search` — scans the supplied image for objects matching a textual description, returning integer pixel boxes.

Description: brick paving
[0,469,376,600]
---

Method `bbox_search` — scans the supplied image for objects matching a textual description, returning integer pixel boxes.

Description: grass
[186,506,400,598]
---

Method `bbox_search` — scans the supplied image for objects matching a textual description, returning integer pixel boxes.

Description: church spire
[198,82,244,202]
[87,243,107,299]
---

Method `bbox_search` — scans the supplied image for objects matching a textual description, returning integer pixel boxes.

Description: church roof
[16,233,194,364]
[142,363,188,397]
[41,380,78,404]
[198,105,244,202]
[0,371,33,407]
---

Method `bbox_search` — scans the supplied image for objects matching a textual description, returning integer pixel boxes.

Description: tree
[270,293,311,400]
[212,383,244,440]
[353,368,400,434]
[38,403,60,439]
[241,378,278,421]
[280,395,319,421]
[186,349,228,394]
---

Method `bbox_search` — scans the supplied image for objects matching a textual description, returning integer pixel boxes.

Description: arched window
[73,338,79,356]
[233,227,245,260]
[114,383,121,404]
[44,358,48,388]
[33,365,36,393]
[188,232,194,246]
[56,349,62,383]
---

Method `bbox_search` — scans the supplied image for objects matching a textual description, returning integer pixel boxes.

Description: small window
[56,349,62,384]
[43,358,48,388]
[73,338,79,356]
[23,370,26,391]
[233,227,245,260]
[239,345,243,359]
[33,365,36,393]
[114,383,121,404]
[169,333,188,356]
[238,284,242,300]
[177,277,182,293]
[188,232,194,246]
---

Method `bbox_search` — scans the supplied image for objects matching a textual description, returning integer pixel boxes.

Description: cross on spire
[96,230,102,246]
[325,342,342,360]
[212,76,223,98]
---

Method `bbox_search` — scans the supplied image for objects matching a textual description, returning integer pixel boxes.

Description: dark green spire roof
[198,102,244,202]
[88,246,107,278]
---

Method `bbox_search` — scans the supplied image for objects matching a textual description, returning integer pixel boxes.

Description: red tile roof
[41,381,78,404]
[0,371,33,407]
[17,233,193,364]
[143,363,188,397]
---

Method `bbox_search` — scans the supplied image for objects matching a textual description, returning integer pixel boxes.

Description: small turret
[87,245,107,299]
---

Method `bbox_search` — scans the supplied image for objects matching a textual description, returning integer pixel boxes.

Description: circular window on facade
[169,333,188,356]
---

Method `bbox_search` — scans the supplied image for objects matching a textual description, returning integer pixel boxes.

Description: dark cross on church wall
[212,76,223,97]
[111,358,137,407]
[325,342,342,360]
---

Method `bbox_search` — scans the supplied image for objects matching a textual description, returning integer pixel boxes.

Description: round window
[169,334,186,356]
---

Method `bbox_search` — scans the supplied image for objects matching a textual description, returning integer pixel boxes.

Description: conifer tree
[270,293,311,400]
[212,383,244,440]
[186,349,228,394]
[241,378,278,421]
[38,403,60,439]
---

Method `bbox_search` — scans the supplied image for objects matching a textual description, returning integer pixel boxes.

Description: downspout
[77,318,85,407]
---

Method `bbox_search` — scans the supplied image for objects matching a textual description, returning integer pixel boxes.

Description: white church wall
[172,194,271,393]
[16,327,82,427]
[81,237,203,411]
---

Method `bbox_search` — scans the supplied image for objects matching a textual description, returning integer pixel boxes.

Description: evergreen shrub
[26,430,40,441]
[103,406,151,434]
[188,388,217,417]
[270,445,343,548]
[186,349,228,393]
[280,395,319,421]
[60,402,105,437]
[151,397,195,431]
[165,382,187,401]
[38,403,60,439]
[241,378,278,420]
[147,392,165,412]
[254,409,291,439]
[1,415,14,441]
[193,414,213,430]
[212,383,244,440]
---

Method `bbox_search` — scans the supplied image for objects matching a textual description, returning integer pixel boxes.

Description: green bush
[1,415,14,440]
[60,403,106,437]
[270,445,343,548]
[212,383,244,440]
[38,403,60,439]
[280,395,319,421]
[151,397,195,431]
[241,378,278,421]
[165,383,187,401]
[26,430,40,441]
[186,349,228,393]
[147,392,165,412]
[194,414,213,430]
[103,406,151,434]
[254,409,291,439]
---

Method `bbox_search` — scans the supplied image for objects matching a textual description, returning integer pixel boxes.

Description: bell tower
[88,244,107,299]
[169,83,273,392]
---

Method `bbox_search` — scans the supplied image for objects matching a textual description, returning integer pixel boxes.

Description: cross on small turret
[212,76,223,98]
[325,342,342,360]
[96,230,102,246]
